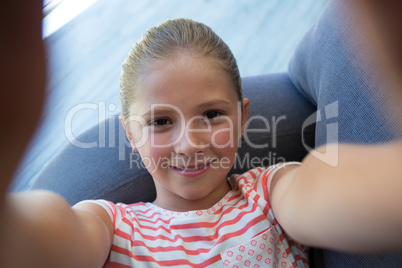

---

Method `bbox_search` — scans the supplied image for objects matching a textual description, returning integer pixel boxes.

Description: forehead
[131,55,237,115]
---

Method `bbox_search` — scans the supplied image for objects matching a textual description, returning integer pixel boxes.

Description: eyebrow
[198,99,232,108]
[140,99,232,118]
[140,108,174,118]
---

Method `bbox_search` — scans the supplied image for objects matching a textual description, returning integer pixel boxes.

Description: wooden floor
[12,0,328,190]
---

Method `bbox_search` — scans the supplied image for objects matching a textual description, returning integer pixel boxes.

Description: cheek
[149,132,175,147]
[131,123,168,149]
[210,126,239,160]
[210,121,240,149]
[134,126,177,148]
[212,142,238,172]
[128,119,147,143]
[212,131,231,147]
[138,139,172,175]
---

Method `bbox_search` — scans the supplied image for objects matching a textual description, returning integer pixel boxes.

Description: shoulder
[229,167,267,185]
[229,164,293,186]
[229,163,302,200]
[74,200,149,227]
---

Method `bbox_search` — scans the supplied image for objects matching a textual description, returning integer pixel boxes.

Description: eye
[203,110,222,120]
[151,118,172,126]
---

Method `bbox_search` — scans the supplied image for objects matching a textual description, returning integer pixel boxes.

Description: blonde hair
[120,18,242,120]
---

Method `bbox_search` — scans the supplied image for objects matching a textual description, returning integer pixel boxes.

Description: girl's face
[122,55,249,211]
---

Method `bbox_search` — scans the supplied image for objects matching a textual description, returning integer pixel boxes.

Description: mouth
[172,163,209,171]
[170,159,218,177]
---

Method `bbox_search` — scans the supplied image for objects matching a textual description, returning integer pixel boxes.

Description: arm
[0,1,113,266]
[0,191,113,268]
[271,142,402,252]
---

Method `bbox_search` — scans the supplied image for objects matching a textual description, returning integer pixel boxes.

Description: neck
[152,181,231,212]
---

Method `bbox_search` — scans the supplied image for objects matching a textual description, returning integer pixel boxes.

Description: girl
[2,18,402,268]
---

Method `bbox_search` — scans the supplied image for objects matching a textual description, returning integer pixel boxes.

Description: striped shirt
[84,164,309,267]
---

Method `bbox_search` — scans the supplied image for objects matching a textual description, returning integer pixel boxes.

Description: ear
[241,98,250,134]
[119,114,134,145]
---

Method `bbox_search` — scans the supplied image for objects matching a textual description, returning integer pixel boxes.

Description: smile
[170,160,217,178]
[173,163,208,171]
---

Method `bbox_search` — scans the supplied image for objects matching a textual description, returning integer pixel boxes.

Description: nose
[174,121,208,157]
